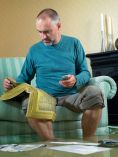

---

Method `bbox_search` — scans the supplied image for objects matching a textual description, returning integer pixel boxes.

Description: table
[0,134,118,157]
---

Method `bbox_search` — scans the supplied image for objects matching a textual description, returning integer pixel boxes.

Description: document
[48,144,111,155]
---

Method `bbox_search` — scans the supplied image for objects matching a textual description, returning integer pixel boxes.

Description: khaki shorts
[22,85,104,114]
[56,85,104,112]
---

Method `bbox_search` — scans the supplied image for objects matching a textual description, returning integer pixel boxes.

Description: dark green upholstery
[0,57,117,144]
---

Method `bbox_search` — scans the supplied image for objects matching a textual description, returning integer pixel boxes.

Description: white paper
[50,141,99,146]
[0,143,46,152]
[48,144,111,155]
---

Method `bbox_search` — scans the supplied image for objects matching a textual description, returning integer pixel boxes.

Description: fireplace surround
[86,50,118,125]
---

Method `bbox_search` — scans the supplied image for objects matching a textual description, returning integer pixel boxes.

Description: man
[3,8,103,140]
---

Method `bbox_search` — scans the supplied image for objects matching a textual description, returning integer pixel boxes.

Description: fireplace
[86,50,118,125]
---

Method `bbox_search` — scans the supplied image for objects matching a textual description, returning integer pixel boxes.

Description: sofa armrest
[88,76,117,99]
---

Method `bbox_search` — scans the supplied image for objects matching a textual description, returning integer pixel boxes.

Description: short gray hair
[36,8,60,24]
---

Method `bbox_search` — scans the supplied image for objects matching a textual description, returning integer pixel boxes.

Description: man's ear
[57,22,61,29]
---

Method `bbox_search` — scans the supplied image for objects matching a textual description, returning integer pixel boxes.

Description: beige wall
[0,0,118,57]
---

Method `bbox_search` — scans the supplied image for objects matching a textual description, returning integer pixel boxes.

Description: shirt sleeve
[75,40,91,89]
[16,49,36,84]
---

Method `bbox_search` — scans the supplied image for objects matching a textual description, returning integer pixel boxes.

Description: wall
[0,0,118,57]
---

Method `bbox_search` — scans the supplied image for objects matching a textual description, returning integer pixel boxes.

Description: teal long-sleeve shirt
[16,35,91,97]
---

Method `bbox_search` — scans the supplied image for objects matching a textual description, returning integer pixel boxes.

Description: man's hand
[59,75,76,88]
[3,78,16,90]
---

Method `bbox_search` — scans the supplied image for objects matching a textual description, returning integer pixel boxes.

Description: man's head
[36,8,61,45]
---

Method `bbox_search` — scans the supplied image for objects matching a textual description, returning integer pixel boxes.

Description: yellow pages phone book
[0,83,56,121]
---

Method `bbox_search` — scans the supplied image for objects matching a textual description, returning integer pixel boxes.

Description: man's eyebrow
[36,29,51,33]
[37,29,50,33]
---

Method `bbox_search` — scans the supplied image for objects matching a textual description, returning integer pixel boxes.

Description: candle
[108,16,112,34]
[100,13,104,32]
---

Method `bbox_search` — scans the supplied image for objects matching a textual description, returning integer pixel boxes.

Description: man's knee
[27,117,52,124]
[79,85,104,110]
[27,118,53,133]
[85,85,102,96]
[84,85,103,102]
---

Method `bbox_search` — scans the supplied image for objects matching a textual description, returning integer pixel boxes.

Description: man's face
[36,17,60,45]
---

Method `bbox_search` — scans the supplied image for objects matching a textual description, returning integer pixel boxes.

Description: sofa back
[0,57,37,95]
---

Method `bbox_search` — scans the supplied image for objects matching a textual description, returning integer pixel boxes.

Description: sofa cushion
[56,106,82,121]
[0,121,34,136]
[0,99,82,122]
[0,100,27,122]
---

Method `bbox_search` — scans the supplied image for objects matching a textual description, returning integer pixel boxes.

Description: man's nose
[41,33,47,39]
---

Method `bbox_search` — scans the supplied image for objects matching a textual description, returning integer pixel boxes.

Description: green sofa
[0,57,117,144]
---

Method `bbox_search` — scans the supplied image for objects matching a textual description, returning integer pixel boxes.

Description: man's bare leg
[27,118,55,140]
[82,106,102,140]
